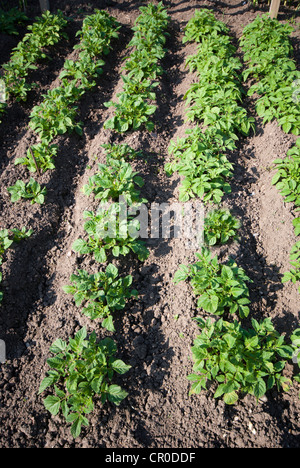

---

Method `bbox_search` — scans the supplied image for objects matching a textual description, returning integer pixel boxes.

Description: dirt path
[0,0,299,448]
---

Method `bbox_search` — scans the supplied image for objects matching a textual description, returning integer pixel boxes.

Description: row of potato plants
[0,11,68,123]
[104,1,169,133]
[165,9,255,205]
[240,14,300,294]
[168,9,300,405]
[34,11,127,440]
[7,10,120,205]
[38,3,167,439]
[38,145,149,438]
[0,13,59,297]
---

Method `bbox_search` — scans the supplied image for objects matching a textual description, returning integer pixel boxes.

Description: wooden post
[39,0,50,12]
[269,0,281,19]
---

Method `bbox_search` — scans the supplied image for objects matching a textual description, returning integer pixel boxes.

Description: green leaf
[70,417,82,439]
[102,315,115,332]
[107,385,128,406]
[253,379,266,400]
[173,265,190,284]
[197,293,219,314]
[223,391,238,405]
[174,265,189,284]
[43,395,61,416]
[111,359,131,375]
[39,376,57,394]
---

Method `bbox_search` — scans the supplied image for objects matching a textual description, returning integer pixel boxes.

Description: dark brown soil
[0,0,299,449]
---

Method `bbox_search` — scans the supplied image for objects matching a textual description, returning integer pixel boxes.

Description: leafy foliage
[174,248,251,319]
[166,127,235,203]
[291,328,300,396]
[7,178,47,204]
[272,139,300,292]
[167,9,253,206]
[183,8,229,43]
[82,157,147,206]
[104,2,169,132]
[240,14,300,135]
[30,87,83,142]
[101,143,140,161]
[183,15,254,138]
[26,10,120,172]
[188,317,294,405]
[15,142,58,173]
[72,203,149,264]
[282,241,300,293]
[3,11,68,102]
[204,209,240,246]
[39,328,131,438]
[63,264,138,331]
[0,230,13,264]
[272,139,300,207]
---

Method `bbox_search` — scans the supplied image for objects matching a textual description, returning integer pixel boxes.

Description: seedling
[15,143,58,173]
[174,248,251,318]
[63,264,138,331]
[7,178,47,204]
[188,317,294,405]
[72,203,149,263]
[204,209,240,246]
[82,158,147,206]
[0,230,13,264]
[39,327,131,438]
[101,143,140,161]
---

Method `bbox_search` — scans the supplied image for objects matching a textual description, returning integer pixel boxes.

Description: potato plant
[166,126,235,203]
[174,248,251,319]
[272,139,300,208]
[0,7,28,35]
[183,10,254,138]
[204,209,240,246]
[283,241,300,294]
[63,264,138,331]
[82,157,147,206]
[72,203,149,264]
[101,143,141,162]
[39,328,131,439]
[272,140,300,292]
[7,178,47,204]
[188,317,294,405]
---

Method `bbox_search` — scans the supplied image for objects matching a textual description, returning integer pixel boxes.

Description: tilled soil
[0,0,299,448]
